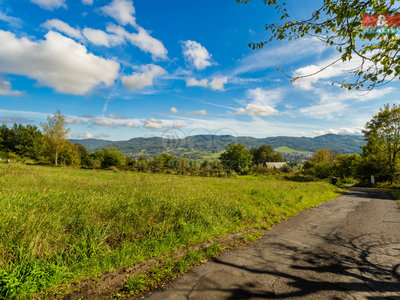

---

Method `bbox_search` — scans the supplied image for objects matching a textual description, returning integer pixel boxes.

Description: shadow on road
[191,189,400,299]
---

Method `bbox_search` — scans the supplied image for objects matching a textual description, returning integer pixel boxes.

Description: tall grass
[0,164,340,298]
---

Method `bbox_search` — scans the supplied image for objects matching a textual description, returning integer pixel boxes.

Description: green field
[0,164,340,298]
[274,146,313,154]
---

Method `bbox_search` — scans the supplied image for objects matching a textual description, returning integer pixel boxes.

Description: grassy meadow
[0,163,341,298]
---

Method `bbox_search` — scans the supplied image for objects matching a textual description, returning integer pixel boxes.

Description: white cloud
[210,76,228,91]
[82,28,123,47]
[182,40,213,70]
[70,132,94,139]
[0,117,32,123]
[107,25,168,60]
[143,118,163,129]
[89,117,139,128]
[42,19,83,40]
[186,78,208,87]
[0,12,21,27]
[65,117,84,124]
[235,88,281,116]
[82,0,93,5]
[108,113,128,119]
[172,120,185,128]
[313,127,363,136]
[299,100,347,120]
[0,30,120,95]
[292,54,377,91]
[101,0,136,26]
[186,76,228,91]
[70,132,110,139]
[169,114,317,138]
[0,80,22,96]
[122,64,166,92]
[124,121,139,128]
[234,38,328,75]
[91,118,115,127]
[236,104,278,117]
[189,109,207,116]
[170,107,178,113]
[31,0,66,10]
[298,86,394,120]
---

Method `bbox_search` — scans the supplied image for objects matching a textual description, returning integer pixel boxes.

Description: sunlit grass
[0,163,341,298]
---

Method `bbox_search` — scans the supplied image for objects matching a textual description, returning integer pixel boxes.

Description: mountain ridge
[70,133,365,156]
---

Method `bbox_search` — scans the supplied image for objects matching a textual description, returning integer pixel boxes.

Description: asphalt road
[145,188,400,299]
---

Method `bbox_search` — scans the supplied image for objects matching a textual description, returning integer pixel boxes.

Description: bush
[101,147,126,168]
[313,162,334,179]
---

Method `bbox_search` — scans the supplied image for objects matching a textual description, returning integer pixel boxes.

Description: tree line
[0,110,285,176]
[1,104,399,184]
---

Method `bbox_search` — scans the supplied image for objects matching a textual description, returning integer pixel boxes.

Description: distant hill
[71,134,365,157]
[69,138,115,151]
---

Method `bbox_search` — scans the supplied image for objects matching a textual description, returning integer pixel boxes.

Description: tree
[101,147,126,168]
[0,123,43,160]
[335,153,361,179]
[239,0,400,90]
[310,149,339,164]
[362,104,400,183]
[41,110,70,166]
[250,144,283,165]
[220,143,253,174]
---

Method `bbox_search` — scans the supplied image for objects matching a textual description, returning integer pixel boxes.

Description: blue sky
[0,0,398,140]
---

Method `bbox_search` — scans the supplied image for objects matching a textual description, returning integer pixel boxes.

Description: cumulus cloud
[0,30,120,95]
[236,104,278,117]
[108,113,128,119]
[31,0,66,10]
[210,76,228,91]
[170,107,178,113]
[313,127,363,136]
[82,28,123,47]
[122,64,166,92]
[70,132,110,139]
[292,53,378,91]
[143,118,163,129]
[186,76,228,91]
[186,78,208,87]
[235,88,281,117]
[107,25,167,59]
[189,109,207,116]
[70,132,94,139]
[101,0,136,26]
[89,117,139,128]
[0,79,22,96]
[42,19,83,40]
[172,120,185,128]
[182,40,213,70]
[123,121,139,128]
[91,118,115,127]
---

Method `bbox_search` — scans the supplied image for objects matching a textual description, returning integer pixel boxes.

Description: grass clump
[124,243,222,296]
[0,164,341,298]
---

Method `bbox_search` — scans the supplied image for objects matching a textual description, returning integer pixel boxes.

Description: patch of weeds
[242,231,264,243]
[123,244,222,296]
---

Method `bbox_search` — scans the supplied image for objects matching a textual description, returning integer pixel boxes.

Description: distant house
[265,162,287,169]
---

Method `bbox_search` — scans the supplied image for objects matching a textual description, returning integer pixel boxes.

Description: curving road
[145,188,400,299]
